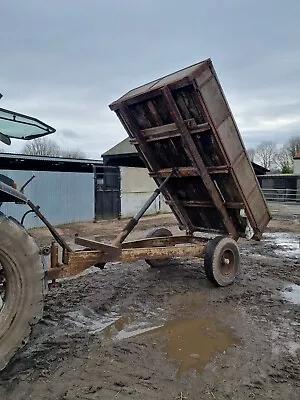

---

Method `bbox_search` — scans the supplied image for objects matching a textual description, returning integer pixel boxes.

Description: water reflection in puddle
[66,308,161,338]
[102,316,162,340]
[142,317,239,377]
[264,232,300,259]
[282,283,300,305]
[66,308,239,376]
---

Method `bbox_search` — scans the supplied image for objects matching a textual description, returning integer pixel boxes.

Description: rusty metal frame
[46,237,208,281]
[10,171,209,283]
[160,86,238,239]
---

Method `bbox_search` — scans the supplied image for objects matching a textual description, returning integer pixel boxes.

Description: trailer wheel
[0,213,44,371]
[145,227,173,268]
[204,236,240,287]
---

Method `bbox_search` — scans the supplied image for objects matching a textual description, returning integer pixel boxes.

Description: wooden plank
[146,100,164,125]
[166,200,244,209]
[150,165,229,178]
[150,167,199,178]
[136,120,210,143]
[207,165,229,174]
[142,120,188,136]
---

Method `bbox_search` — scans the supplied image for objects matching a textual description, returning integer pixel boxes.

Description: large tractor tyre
[145,227,173,268]
[204,236,240,287]
[0,213,44,371]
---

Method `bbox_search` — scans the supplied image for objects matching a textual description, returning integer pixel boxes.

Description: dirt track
[0,214,299,399]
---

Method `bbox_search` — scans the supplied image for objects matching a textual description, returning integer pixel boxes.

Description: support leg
[112,172,174,247]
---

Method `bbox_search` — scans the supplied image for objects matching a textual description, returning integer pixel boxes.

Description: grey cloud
[1,0,300,156]
[59,129,81,139]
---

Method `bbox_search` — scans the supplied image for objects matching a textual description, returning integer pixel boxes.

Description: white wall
[294,159,300,174]
[120,167,171,218]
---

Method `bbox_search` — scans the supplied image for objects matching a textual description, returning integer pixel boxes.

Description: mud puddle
[143,317,240,377]
[282,282,300,305]
[263,232,300,259]
[66,304,239,377]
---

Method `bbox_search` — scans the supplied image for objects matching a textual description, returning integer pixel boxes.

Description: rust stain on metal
[121,235,208,249]
[49,241,59,286]
[46,241,206,280]
[120,244,206,263]
[47,249,119,280]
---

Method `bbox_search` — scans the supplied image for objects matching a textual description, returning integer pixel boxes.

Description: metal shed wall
[0,170,94,228]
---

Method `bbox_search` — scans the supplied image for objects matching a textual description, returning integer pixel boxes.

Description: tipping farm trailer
[0,59,271,371]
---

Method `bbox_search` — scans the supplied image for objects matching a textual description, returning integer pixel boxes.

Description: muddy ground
[0,214,299,399]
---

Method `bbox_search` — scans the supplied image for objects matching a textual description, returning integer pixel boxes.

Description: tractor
[0,93,56,371]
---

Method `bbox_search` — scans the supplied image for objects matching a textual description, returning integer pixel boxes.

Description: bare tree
[274,147,293,174]
[247,148,256,162]
[285,136,300,163]
[22,137,61,157]
[255,141,277,170]
[21,137,86,159]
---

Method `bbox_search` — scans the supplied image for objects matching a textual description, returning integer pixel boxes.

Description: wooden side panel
[197,68,271,236]
[200,76,229,128]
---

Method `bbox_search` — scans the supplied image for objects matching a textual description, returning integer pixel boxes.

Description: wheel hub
[220,249,235,275]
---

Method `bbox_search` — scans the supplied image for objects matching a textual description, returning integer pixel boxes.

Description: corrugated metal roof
[102,137,137,157]
[0,152,103,164]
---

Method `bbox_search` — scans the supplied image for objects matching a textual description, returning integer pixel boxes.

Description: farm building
[0,153,103,228]
[294,150,300,174]
[0,152,170,228]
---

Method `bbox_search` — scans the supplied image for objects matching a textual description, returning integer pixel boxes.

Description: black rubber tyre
[145,227,173,268]
[0,213,44,371]
[204,236,240,287]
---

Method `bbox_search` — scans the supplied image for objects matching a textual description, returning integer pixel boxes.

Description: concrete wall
[0,170,94,228]
[120,167,171,218]
[294,159,300,174]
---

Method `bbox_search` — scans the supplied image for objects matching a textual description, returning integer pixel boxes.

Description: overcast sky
[1,0,299,158]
